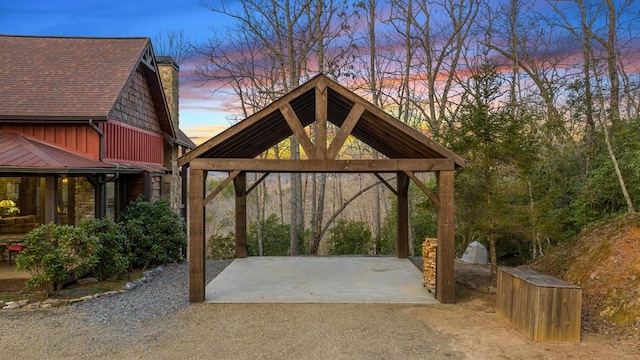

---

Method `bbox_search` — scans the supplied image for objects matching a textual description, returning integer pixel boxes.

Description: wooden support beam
[203,170,241,206]
[189,169,206,303]
[397,172,410,259]
[234,171,247,258]
[181,165,188,221]
[280,103,315,159]
[44,176,58,224]
[190,158,456,173]
[315,80,327,160]
[404,171,440,209]
[67,177,76,226]
[327,103,365,159]
[373,173,397,195]
[246,172,270,195]
[436,170,456,303]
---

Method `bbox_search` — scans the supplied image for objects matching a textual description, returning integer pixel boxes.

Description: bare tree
[153,30,192,66]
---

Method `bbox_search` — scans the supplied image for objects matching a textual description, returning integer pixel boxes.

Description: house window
[0,177,43,237]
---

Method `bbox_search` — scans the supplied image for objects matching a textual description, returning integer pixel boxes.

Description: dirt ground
[1,260,638,359]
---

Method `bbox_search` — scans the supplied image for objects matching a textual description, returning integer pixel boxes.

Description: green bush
[16,223,100,295]
[247,214,308,256]
[208,233,236,260]
[327,220,372,255]
[118,196,187,269]
[79,216,131,280]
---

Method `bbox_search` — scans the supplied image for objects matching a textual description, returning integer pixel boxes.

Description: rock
[488,286,497,294]
[0,301,5,308]
[43,299,66,307]
[17,299,29,306]
[103,291,119,297]
[3,301,22,310]
[81,295,95,301]
[123,281,141,291]
[460,241,489,264]
[143,270,155,279]
[141,276,151,283]
[69,298,84,304]
[23,303,41,310]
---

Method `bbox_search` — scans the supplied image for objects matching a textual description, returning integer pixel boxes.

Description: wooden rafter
[203,170,241,206]
[280,103,315,159]
[327,103,365,159]
[373,173,398,195]
[246,172,270,195]
[404,170,440,209]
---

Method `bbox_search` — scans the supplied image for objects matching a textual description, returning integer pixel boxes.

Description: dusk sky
[1,1,638,142]
[0,0,233,141]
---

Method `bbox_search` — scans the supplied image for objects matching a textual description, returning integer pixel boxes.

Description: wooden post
[397,172,410,258]
[234,171,247,258]
[44,176,58,224]
[436,170,455,303]
[67,177,76,226]
[181,165,188,221]
[189,169,206,303]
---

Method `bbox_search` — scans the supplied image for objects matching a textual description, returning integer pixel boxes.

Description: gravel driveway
[0,260,462,360]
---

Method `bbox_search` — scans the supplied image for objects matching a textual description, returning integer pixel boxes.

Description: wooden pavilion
[178,74,468,304]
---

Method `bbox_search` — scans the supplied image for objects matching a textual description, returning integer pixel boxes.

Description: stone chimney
[157,56,179,129]
[157,56,182,215]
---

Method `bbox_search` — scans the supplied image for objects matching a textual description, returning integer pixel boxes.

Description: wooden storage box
[496,267,582,343]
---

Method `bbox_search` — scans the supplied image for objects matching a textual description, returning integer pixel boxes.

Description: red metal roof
[0,132,166,173]
[0,132,111,169]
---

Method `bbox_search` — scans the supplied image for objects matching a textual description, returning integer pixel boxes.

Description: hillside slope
[529,213,640,338]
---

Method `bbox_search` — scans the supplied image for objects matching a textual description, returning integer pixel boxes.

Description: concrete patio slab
[205,256,438,304]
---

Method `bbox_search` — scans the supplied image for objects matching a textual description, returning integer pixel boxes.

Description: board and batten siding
[0,124,100,160]
[101,120,163,164]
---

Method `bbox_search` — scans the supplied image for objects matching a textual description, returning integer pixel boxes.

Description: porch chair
[8,242,26,265]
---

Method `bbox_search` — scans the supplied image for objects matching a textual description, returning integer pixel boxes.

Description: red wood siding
[101,121,163,164]
[0,124,100,160]
[110,67,162,133]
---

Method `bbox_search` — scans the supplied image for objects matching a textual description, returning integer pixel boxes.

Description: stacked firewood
[422,238,437,293]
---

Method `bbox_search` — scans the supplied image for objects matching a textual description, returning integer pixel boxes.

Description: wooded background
[157,0,639,272]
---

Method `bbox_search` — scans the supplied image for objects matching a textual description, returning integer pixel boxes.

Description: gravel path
[73,260,233,325]
[0,260,462,360]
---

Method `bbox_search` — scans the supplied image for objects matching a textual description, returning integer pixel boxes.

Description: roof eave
[0,116,108,123]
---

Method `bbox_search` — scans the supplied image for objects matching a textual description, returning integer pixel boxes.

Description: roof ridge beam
[280,103,315,159]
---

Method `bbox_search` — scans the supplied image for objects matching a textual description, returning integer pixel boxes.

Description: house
[0,35,195,242]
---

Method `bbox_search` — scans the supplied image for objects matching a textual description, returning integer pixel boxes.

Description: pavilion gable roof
[178,74,467,169]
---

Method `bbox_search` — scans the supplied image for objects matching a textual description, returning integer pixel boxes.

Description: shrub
[207,233,236,260]
[79,216,131,280]
[16,223,100,295]
[247,214,308,256]
[118,196,187,269]
[327,220,372,255]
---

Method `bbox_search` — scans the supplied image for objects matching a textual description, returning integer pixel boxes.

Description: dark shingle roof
[0,35,149,120]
